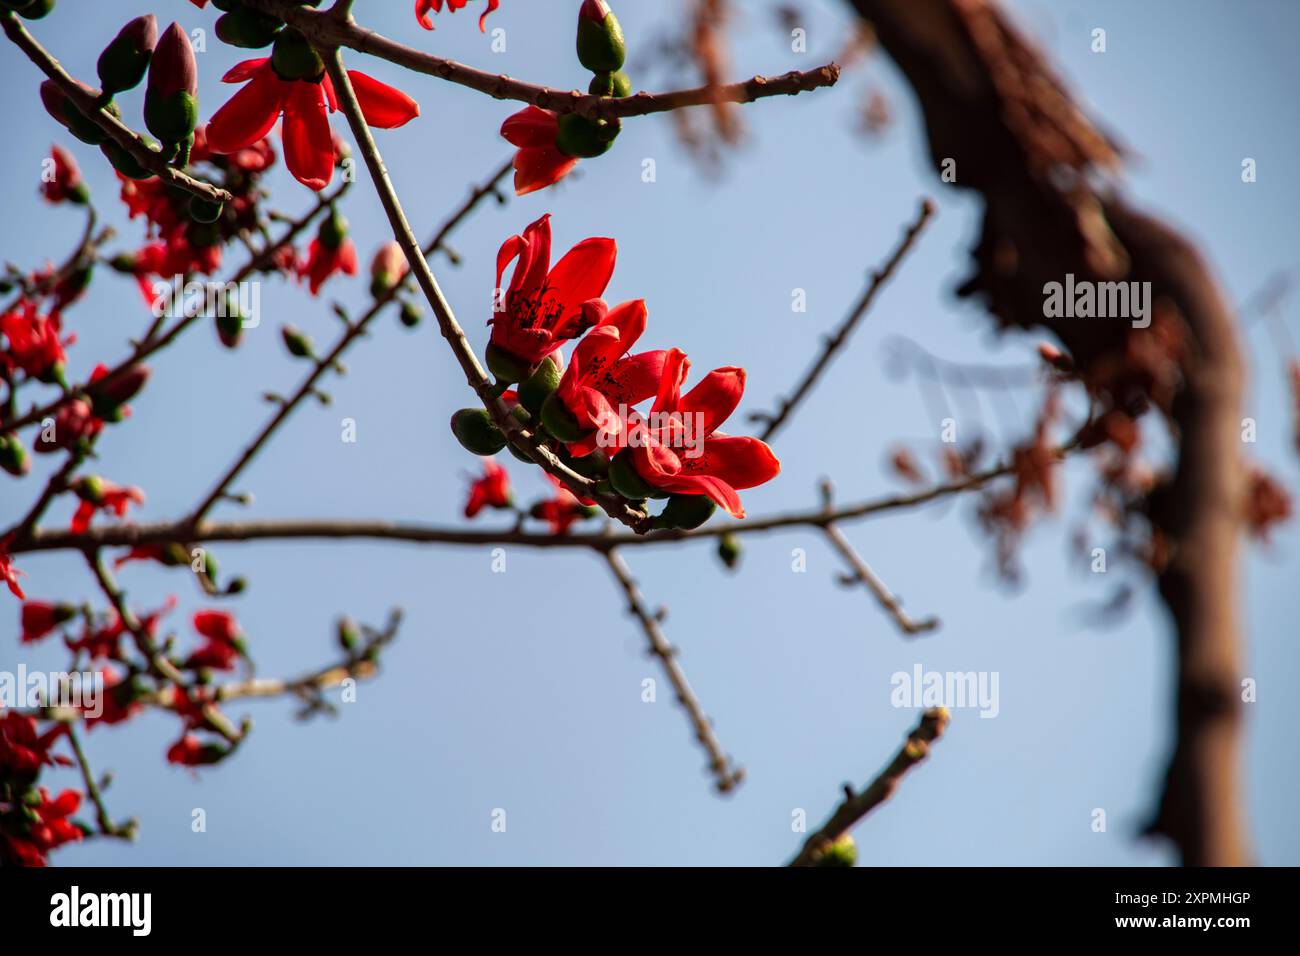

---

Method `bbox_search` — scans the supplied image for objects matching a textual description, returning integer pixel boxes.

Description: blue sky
[2,0,1297,865]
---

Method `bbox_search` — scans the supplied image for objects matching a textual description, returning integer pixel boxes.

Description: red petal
[602,349,668,406]
[652,349,690,415]
[206,69,285,154]
[347,70,420,129]
[678,366,745,435]
[282,82,334,190]
[544,236,616,328]
[501,106,559,148]
[222,58,270,84]
[686,435,781,491]
[512,145,578,197]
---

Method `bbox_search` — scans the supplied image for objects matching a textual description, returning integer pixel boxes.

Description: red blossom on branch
[206,57,419,191]
[489,214,615,373]
[463,458,513,517]
[0,538,25,600]
[19,601,76,644]
[501,106,579,197]
[40,145,87,205]
[622,350,781,518]
[70,477,146,534]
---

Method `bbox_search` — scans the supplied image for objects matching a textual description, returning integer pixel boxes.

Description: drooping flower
[543,299,665,455]
[70,477,145,534]
[299,209,358,295]
[488,214,615,376]
[205,51,419,191]
[416,0,500,32]
[31,399,103,454]
[1,537,25,600]
[531,474,596,535]
[20,601,77,644]
[464,458,513,518]
[40,145,88,204]
[620,350,780,518]
[1,788,83,867]
[500,107,579,197]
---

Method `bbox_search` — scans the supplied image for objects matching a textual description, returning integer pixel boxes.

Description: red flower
[41,145,86,204]
[206,58,419,191]
[32,399,103,454]
[464,458,513,517]
[551,299,666,455]
[20,601,76,644]
[0,300,72,380]
[194,609,242,646]
[84,668,142,728]
[71,478,145,534]
[624,350,781,518]
[2,788,83,867]
[0,713,69,777]
[533,474,595,535]
[1,537,25,600]
[500,106,579,196]
[166,734,227,767]
[184,609,246,671]
[300,213,358,295]
[490,214,616,370]
[416,0,500,32]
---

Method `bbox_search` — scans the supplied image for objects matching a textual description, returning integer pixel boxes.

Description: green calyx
[539,392,588,444]
[717,532,741,569]
[97,39,152,98]
[555,113,620,159]
[216,9,284,50]
[188,196,224,224]
[576,2,626,73]
[272,28,324,82]
[518,356,563,416]
[100,137,158,180]
[319,209,348,250]
[608,450,667,500]
[144,89,198,144]
[0,433,31,477]
[451,407,507,456]
[588,70,632,98]
[281,324,315,359]
[653,494,717,531]
[484,342,534,384]
[398,301,422,328]
[16,0,54,19]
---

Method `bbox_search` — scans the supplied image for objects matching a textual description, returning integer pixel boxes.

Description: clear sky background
[2,0,1297,865]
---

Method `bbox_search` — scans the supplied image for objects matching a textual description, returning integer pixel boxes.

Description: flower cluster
[453,214,780,530]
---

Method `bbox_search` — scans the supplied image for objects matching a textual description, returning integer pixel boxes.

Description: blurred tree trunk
[844,0,1251,865]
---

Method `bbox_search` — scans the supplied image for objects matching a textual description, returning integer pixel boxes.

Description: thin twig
[66,724,136,841]
[823,522,938,636]
[788,707,949,866]
[242,0,838,121]
[755,199,936,443]
[1,12,230,204]
[603,548,744,793]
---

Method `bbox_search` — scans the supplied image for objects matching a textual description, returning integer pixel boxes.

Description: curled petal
[347,70,420,129]
[282,81,334,190]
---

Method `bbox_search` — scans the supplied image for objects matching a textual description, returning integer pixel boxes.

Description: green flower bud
[717,532,742,570]
[0,433,31,477]
[519,356,563,416]
[188,196,224,224]
[272,28,324,82]
[99,138,157,180]
[555,113,619,159]
[450,408,507,456]
[216,310,244,349]
[280,324,315,359]
[318,208,348,250]
[336,617,360,653]
[17,0,54,19]
[539,392,588,444]
[484,341,534,384]
[588,70,632,98]
[74,474,106,505]
[226,577,248,595]
[144,23,199,143]
[398,301,422,328]
[215,9,284,50]
[654,493,717,531]
[97,15,157,96]
[815,833,857,868]
[576,0,626,73]
[608,450,667,500]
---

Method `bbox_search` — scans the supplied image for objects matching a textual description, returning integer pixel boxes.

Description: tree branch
[1,12,230,205]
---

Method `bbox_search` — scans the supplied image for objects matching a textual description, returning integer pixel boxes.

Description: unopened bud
[144,23,198,143]
[271,28,325,82]
[280,324,315,359]
[97,15,158,96]
[654,493,717,530]
[215,8,283,50]
[450,407,507,456]
[576,0,626,73]
[0,433,31,477]
[520,356,564,417]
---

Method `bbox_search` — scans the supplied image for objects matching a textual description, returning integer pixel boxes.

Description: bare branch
[823,523,939,636]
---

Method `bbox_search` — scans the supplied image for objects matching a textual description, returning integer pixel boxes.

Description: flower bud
[654,493,717,531]
[144,23,199,143]
[337,617,360,654]
[814,833,857,867]
[215,8,284,50]
[484,341,535,384]
[588,70,632,98]
[97,15,158,96]
[99,137,158,180]
[608,450,661,501]
[318,208,348,251]
[216,310,244,349]
[451,408,507,456]
[41,80,120,146]
[519,355,563,416]
[88,364,151,418]
[576,0,626,73]
[717,532,741,570]
[0,433,31,477]
[398,301,422,328]
[281,324,315,359]
[74,475,106,505]
[555,114,619,159]
[369,240,408,297]
[12,0,54,19]
[271,28,325,82]
[539,391,588,444]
